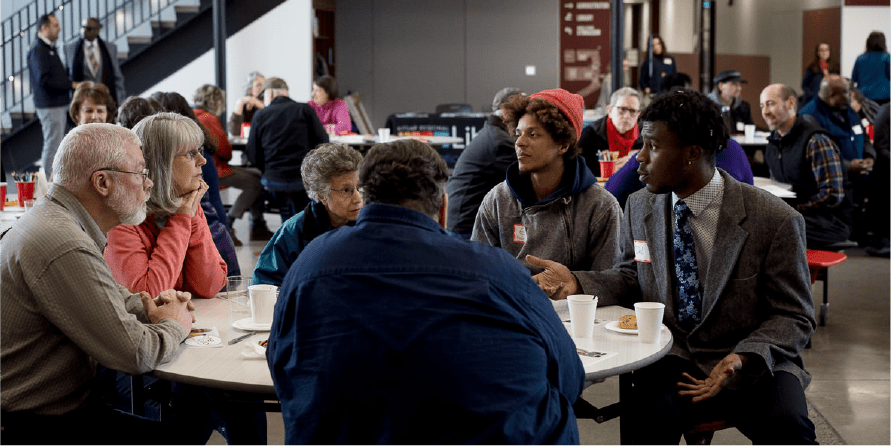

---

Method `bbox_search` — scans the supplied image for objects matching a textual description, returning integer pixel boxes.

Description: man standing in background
[28,13,77,177]
[65,17,127,105]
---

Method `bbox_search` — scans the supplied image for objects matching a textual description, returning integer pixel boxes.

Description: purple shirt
[309,98,351,135]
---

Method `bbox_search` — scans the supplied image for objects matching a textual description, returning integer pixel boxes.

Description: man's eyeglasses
[615,106,640,116]
[174,150,203,160]
[95,168,150,184]
[330,186,362,199]
[83,26,100,31]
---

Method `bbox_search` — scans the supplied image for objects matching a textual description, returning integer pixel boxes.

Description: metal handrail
[1,0,174,131]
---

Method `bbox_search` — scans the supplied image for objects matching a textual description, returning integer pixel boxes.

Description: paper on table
[183,326,223,348]
[576,348,616,367]
[241,339,267,359]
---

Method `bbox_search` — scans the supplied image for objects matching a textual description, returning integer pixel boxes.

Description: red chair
[806,249,848,326]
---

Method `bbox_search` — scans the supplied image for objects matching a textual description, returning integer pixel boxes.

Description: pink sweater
[105,206,227,299]
[309,98,351,135]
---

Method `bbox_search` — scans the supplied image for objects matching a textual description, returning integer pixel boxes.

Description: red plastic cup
[0,182,6,211]
[599,160,617,179]
[16,181,35,207]
[240,123,251,138]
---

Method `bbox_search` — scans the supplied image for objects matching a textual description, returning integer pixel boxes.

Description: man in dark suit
[64,17,126,106]
[27,13,76,178]
[528,89,817,444]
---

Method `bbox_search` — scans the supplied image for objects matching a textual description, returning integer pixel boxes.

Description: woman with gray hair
[253,142,363,286]
[227,70,266,135]
[104,112,227,299]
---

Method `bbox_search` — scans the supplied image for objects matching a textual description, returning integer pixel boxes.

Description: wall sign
[559,1,612,108]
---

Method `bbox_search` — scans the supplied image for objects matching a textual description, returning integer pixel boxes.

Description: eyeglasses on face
[615,106,640,116]
[330,185,363,199]
[95,167,150,184]
[174,149,203,160]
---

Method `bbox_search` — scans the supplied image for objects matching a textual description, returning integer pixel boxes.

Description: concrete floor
[215,211,890,445]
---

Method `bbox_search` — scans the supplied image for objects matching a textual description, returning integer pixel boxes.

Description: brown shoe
[250,226,275,241]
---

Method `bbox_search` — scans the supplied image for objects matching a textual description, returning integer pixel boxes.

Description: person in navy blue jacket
[27,13,77,178]
[267,139,585,444]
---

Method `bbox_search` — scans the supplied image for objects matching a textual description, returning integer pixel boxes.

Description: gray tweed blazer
[577,169,816,388]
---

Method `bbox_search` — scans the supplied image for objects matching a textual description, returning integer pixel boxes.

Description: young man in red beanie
[472,88,623,277]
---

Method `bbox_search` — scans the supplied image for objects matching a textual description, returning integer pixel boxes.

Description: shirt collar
[38,35,55,47]
[672,169,723,217]
[44,183,108,250]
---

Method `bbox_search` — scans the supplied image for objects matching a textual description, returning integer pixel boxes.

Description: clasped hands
[141,289,195,331]
[527,255,580,300]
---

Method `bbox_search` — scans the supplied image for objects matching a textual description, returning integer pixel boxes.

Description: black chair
[435,103,472,114]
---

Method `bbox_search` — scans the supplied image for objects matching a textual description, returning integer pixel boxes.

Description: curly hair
[193,84,226,116]
[359,139,449,217]
[301,143,363,202]
[639,89,727,159]
[117,96,158,129]
[501,96,580,159]
[69,81,117,124]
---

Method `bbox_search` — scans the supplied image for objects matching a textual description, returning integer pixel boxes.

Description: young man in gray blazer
[529,89,817,444]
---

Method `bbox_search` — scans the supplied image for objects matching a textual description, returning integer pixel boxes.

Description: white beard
[109,187,148,226]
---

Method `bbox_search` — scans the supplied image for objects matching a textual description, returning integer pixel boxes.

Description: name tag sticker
[853,124,863,135]
[634,240,651,263]
[665,59,673,65]
[513,224,527,243]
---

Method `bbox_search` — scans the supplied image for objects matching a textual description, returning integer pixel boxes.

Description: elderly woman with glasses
[253,143,363,286]
[104,112,227,299]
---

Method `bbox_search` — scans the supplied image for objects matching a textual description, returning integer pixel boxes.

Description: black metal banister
[1,0,175,132]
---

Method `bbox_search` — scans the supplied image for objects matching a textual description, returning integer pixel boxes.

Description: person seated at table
[527,89,817,444]
[446,87,524,239]
[266,139,584,444]
[246,76,330,222]
[760,83,853,248]
[577,87,643,177]
[117,95,156,128]
[253,143,363,286]
[151,91,246,275]
[472,88,622,275]
[708,69,754,134]
[0,123,194,445]
[105,112,227,298]
[309,74,351,136]
[228,70,265,136]
[604,136,753,208]
[69,80,116,125]
[194,83,268,246]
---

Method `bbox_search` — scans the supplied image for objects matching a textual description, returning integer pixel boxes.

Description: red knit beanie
[529,88,585,141]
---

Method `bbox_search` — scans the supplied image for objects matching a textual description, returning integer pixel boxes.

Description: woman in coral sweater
[105,112,227,298]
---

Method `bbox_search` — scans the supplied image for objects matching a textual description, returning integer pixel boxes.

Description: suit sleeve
[106,42,127,104]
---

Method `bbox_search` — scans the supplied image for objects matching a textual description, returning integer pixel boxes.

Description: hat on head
[529,88,585,139]
[260,77,288,97]
[714,70,747,84]
[492,87,525,113]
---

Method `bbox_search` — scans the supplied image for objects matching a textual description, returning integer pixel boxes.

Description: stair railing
[1,0,174,134]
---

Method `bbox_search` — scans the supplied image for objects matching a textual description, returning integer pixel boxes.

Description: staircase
[1,0,285,176]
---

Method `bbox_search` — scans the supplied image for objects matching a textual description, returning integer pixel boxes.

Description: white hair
[53,123,141,192]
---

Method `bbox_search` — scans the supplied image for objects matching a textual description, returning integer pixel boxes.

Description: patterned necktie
[674,200,701,328]
[87,43,99,77]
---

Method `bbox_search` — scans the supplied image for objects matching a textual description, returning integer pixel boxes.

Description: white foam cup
[248,284,278,325]
[634,301,665,343]
[377,127,390,142]
[744,124,756,140]
[567,294,598,338]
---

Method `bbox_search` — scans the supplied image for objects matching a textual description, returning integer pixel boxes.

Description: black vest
[765,114,853,224]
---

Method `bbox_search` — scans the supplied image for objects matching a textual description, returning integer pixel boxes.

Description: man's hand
[850,158,874,174]
[143,289,194,330]
[677,353,748,403]
[526,255,580,300]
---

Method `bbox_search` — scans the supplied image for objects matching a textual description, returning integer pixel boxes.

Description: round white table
[330,134,464,146]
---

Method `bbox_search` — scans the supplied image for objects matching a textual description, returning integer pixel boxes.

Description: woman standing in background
[852,31,890,105]
[638,35,676,97]
[802,42,839,106]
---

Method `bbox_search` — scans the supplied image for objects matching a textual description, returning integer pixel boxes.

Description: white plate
[232,317,272,332]
[605,320,639,335]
